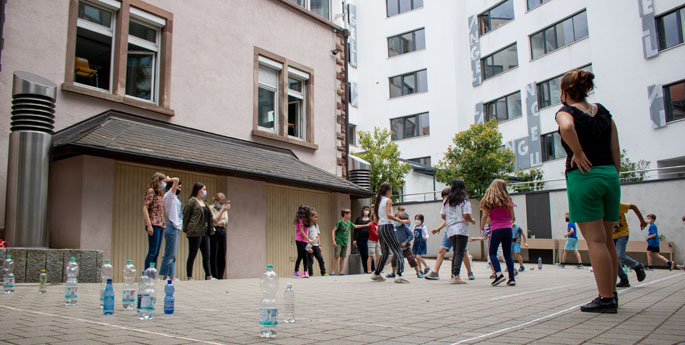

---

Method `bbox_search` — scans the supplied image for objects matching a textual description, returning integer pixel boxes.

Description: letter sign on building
[468,15,482,86]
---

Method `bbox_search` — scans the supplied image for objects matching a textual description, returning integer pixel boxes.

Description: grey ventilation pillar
[5,71,56,247]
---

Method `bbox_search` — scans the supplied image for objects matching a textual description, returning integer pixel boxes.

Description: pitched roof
[53,110,372,197]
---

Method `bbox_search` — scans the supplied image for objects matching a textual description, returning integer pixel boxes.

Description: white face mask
[363,210,370,216]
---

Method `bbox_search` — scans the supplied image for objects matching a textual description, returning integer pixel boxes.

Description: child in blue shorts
[511,224,528,271]
[561,213,583,269]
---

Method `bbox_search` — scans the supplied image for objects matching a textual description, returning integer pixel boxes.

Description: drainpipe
[343,28,350,180]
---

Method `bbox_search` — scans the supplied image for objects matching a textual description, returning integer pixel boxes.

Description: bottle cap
[105,259,110,263]
[70,257,76,261]
[107,278,112,283]
[267,264,273,269]
[6,255,11,259]
[168,279,172,284]
[127,259,132,263]
[41,269,46,273]
[150,262,156,267]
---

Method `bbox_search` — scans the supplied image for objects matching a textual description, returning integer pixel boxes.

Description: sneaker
[490,273,496,279]
[616,278,630,288]
[559,263,566,268]
[417,273,424,278]
[211,277,218,280]
[370,273,385,281]
[424,271,439,280]
[518,266,525,272]
[634,264,646,282]
[293,272,302,278]
[423,267,431,275]
[577,264,584,269]
[614,291,619,308]
[340,273,346,276]
[506,279,516,286]
[323,273,329,276]
[667,261,673,271]
[329,273,335,276]
[491,274,506,286]
[514,270,518,276]
[468,272,475,280]
[450,276,467,284]
[580,296,617,314]
[303,272,310,278]
[386,273,396,278]
[394,277,410,284]
[646,266,654,271]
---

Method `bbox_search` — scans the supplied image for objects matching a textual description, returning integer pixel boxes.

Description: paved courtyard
[1,260,683,345]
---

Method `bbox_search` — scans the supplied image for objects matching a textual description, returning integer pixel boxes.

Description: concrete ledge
[2,248,102,283]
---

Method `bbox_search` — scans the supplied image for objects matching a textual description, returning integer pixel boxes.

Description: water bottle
[538,257,542,270]
[100,259,113,308]
[103,279,114,315]
[137,275,150,319]
[122,260,137,310]
[65,257,79,306]
[283,283,295,323]
[146,278,157,319]
[38,269,47,294]
[259,264,279,338]
[3,255,15,294]
[164,280,174,315]
[468,254,474,271]
[144,262,158,283]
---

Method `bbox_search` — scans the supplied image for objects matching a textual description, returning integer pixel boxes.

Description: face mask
[565,218,569,222]
[393,221,402,227]
[215,203,222,209]
[201,190,207,198]
[175,189,181,196]
[363,210,369,216]
[416,220,423,225]
[160,182,167,190]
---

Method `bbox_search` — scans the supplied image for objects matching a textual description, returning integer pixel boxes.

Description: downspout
[343,28,350,179]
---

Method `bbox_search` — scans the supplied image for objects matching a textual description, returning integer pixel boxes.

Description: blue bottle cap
[107,278,112,283]
[168,280,172,284]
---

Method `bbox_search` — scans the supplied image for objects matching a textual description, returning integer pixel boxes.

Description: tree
[353,127,410,198]
[435,120,515,199]
[620,149,650,182]
[512,168,545,193]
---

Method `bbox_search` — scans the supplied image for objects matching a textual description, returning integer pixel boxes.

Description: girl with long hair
[370,182,410,283]
[480,179,516,287]
[442,179,476,284]
[293,205,312,277]
[143,172,172,270]
[182,182,214,280]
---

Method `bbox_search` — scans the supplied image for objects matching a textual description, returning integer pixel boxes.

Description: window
[288,0,331,20]
[287,71,308,140]
[484,92,522,122]
[388,28,426,57]
[348,124,357,146]
[478,0,515,36]
[481,43,518,80]
[74,1,115,91]
[258,63,280,133]
[537,64,592,109]
[391,113,430,140]
[664,80,685,123]
[541,131,566,162]
[409,156,431,166]
[386,0,423,17]
[126,16,162,102]
[530,11,588,59]
[389,69,428,98]
[656,7,685,51]
[527,0,550,11]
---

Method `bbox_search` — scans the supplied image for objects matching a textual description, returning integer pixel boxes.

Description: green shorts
[566,165,620,223]
[334,245,348,257]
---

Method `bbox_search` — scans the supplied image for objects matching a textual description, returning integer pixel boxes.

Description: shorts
[565,237,578,251]
[440,232,452,251]
[566,165,620,223]
[647,245,660,253]
[334,245,348,257]
[392,247,417,268]
[511,243,521,254]
[368,240,381,256]
[412,240,427,255]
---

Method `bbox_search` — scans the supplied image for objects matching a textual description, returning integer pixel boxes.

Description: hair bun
[561,69,595,101]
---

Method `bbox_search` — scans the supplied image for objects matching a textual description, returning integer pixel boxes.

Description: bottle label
[65,286,77,299]
[3,277,14,289]
[123,289,136,303]
[259,308,278,326]
[141,295,154,311]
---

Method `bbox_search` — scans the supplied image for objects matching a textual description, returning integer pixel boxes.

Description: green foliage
[353,127,410,199]
[512,168,545,193]
[620,149,651,182]
[435,120,515,199]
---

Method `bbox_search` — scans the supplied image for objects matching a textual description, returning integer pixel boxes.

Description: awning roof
[53,110,373,197]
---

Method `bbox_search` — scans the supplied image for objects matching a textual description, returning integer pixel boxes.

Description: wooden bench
[522,238,559,264]
[556,240,674,267]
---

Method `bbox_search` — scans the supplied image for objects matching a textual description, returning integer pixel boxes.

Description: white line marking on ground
[490,283,580,301]
[182,305,221,312]
[0,305,225,345]
[451,273,684,345]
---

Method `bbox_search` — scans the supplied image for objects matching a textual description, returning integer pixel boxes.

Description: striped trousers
[374,224,405,276]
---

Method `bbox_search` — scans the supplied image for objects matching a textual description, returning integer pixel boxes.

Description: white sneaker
[370,273,386,281]
[450,276,467,284]
[394,277,410,284]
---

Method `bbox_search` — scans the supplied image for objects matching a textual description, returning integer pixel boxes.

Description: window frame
[387,27,426,57]
[540,131,566,162]
[253,47,318,150]
[125,17,161,103]
[408,156,431,166]
[527,0,551,11]
[529,10,589,60]
[288,0,332,20]
[656,6,685,51]
[480,43,519,81]
[536,64,592,110]
[663,79,685,123]
[64,0,174,115]
[478,0,515,36]
[386,0,423,17]
[347,124,357,146]
[74,1,117,92]
[388,69,428,98]
[390,112,430,141]
[484,91,522,123]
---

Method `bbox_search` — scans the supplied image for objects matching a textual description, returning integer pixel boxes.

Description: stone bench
[0,248,102,283]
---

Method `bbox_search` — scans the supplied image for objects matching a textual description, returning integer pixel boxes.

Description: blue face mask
[160,182,167,190]
[393,221,402,227]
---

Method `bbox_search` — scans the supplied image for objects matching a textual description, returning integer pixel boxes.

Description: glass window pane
[258,87,276,130]
[399,0,412,13]
[541,134,552,161]
[288,77,302,92]
[657,11,682,50]
[538,82,550,108]
[413,0,423,9]
[479,14,491,35]
[549,76,561,106]
[544,26,557,53]
[507,92,522,119]
[667,82,685,122]
[573,11,589,40]
[289,0,306,7]
[556,19,575,47]
[78,2,112,28]
[420,113,430,135]
[129,21,157,44]
[405,116,417,138]
[530,32,545,59]
[415,29,426,50]
[388,37,400,56]
[310,0,330,20]
[403,73,416,95]
[125,48,154,101]
[527,0,540,10]
[489,44,518,78]
[288,96,303,138]
[485,102,495,122]
[489,0,514,31]
[553,132,566,159]
[390,76,403,98]
[416,70,428,92]
[75,27,112,90]
[496,98,508,121]
[401,32,414,53]
[391,118,404,140]
[387,0,398,16]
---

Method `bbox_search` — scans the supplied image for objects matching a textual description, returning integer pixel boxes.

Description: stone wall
[0,248,102,283]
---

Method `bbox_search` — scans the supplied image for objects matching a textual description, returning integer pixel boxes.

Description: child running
[645,214,673,270]
[412,214,430,275]
[480,179,516,286]
[442,179,476,284]
[332,209,354,276]
[370,182,411,283]
[511,223,529,272]
[306,210,326,276]
[561,213,583,269]
[388,212,422,278]
[293,205,312,278]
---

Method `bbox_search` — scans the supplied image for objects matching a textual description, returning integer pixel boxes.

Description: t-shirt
[490,202,514,231]
[613,203,631,239]
[308,224,320,246]
[163,190,182,231]
[354,217,371,240]
[441,200,472,237]
[647,224,659,247]
[557,104,615,173]
[144,187,166,228]
[377,197,392,225]
[512,225,524,244]
[295,220,308,243]
[567,222,578,239]
[369,222,379,242]
[414,225,428,242]
[335,219,353,246]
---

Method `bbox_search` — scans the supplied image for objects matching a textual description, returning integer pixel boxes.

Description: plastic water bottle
[164,280,174,315]
[65,257,79,306]
[538,257,542,270]
[259,264,279,338]
[3,255,15,294]
[122,260,137,310]
[137,275,149,319]
[147,277,157,319]
[38,269,47,294]
[284,283,295,323]
[100,259,113,308]
[468,254,474,271]
[144,262,158,283]
[103,279,114,315]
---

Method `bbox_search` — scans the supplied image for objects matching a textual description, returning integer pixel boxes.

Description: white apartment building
[341,0,685,197]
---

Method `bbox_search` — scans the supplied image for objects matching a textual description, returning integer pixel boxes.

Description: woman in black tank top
[556,69,621,314]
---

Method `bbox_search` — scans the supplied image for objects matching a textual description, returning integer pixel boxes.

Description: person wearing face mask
[412,214,430,276]
[143,172,173,270]
[182,182,214,280]
[353,206,372,274]
[209,193,230,279]
[160,177,182,281]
